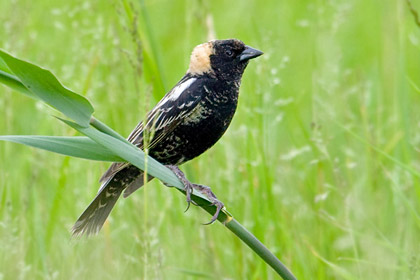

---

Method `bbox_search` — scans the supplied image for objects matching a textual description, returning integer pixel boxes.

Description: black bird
[72,39,263,236]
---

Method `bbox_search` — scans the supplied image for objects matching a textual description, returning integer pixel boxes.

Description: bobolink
[72,39,263,236]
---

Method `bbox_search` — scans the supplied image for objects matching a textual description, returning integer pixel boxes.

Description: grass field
[1,0,420,279]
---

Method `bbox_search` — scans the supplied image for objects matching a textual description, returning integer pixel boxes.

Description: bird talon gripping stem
[165,165,225,223]
[184,184,193,212]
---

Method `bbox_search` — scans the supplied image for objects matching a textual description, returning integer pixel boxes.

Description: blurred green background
[1,0,420,279]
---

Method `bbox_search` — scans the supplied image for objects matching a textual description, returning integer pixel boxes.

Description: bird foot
[165,165,224,224]
[164,165,196,211]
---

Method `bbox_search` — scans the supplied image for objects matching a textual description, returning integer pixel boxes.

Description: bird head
[188,39,263,80]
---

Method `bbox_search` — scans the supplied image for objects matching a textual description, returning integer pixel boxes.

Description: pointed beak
[239,45,263,62]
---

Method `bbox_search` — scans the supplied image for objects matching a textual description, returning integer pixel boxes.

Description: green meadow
[1,0,420,279]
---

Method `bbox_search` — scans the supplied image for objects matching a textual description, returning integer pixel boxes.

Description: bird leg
[164,165,195,210]
[165,165,224,224]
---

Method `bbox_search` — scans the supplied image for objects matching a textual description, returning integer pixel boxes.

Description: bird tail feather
[71,180,123,237]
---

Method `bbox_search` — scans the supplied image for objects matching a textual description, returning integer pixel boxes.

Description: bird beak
[239,46,263,62]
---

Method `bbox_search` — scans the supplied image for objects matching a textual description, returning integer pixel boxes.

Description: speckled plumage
[151,73,240,164]
[72,39,263,236]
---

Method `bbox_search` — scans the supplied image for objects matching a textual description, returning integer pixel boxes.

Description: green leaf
[59,118,214,202]
[0,69,37,99]
[0,50,94,127]
[88,116,232,220]
[0,135,124,162]
[0,57,11,72]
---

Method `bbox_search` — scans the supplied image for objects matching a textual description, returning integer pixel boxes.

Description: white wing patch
[157,77,197,108]
[143,77,197,130]
[169,78,197,101]
[100,76,202,186]
[125,76,203,148]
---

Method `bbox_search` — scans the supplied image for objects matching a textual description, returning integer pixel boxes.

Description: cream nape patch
[187,42,215,75]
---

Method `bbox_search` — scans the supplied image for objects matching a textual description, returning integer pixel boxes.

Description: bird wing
[99,75,204,185]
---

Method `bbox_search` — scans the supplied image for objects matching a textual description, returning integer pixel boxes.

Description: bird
[71,39,263,236]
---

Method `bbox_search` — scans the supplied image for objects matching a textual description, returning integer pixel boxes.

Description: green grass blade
[0,50,94,127]
[60,118,296,279]
[0,135,123,162]
[59,118,215,202]
[0,57,11,72]
[121,0,167,97]
[0,69,37,99]
[89,118,236,222]
[89,117,128,142]
[335,121,420,178]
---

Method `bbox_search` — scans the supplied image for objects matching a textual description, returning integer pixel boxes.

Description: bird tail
[71,180,123,237]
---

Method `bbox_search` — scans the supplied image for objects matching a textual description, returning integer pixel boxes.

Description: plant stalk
[197,195,296,279]
[1,69,297,280]
[225,219,297,280]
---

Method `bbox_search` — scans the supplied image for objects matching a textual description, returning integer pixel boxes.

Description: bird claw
[192,183,224,224]
[184,183,193,212]
[203,199,224,225]
[165,165,196,212]
[165,165,224,222]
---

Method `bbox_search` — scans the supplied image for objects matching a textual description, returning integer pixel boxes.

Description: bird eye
[225,49,233,57]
